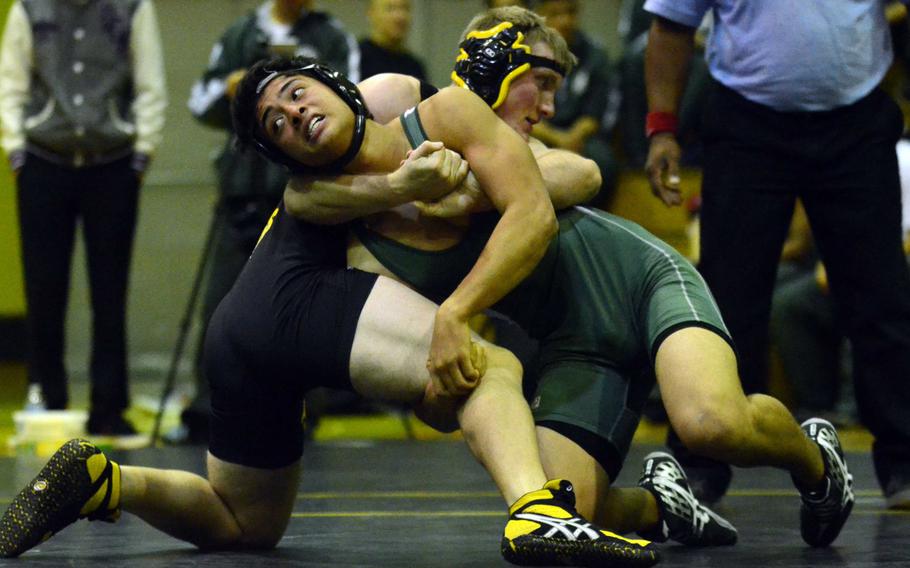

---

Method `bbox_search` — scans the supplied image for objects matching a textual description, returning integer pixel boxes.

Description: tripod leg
[149,205,223,446]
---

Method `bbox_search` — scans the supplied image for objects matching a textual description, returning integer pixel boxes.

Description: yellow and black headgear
[451,22,566,109]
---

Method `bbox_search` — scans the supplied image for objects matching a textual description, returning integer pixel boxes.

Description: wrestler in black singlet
[204,205,378,468]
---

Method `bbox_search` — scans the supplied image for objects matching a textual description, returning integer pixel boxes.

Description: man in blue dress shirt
[644,0,910,511]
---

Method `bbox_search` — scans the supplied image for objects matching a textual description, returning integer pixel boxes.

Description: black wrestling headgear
[239,58,372,174]
[451,22,566,109]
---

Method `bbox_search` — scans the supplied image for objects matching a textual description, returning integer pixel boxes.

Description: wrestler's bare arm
[283,75,459,224]
[286,74,596,223]
[419,86,556,317]
[412,87,556,391]
[417,138,600,217]
[283,140,466,224]
[530,138,601,208]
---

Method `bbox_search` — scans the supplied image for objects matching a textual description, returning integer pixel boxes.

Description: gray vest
[22,0,141,166]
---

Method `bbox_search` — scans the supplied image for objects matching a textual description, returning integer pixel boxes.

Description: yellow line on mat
[291,511,503,518]
[297,491,500,499]
[724,489,882,498]
[0,489,888,506]
[293,489,884,500]
[292,508,907,519]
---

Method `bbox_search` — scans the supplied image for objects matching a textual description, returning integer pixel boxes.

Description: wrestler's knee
[414,380,461,433]
[236,528,284,550]
[484,344,524,387]
[673,404,749,458]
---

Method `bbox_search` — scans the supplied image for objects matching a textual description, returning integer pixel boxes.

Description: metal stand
[149,204,222,446]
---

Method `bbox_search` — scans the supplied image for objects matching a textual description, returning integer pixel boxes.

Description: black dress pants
[671,80,910,492]
[16,153,139,416]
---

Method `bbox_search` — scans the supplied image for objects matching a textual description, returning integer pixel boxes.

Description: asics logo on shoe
[513,513,601,540]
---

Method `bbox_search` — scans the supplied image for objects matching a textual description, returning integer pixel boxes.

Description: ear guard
[253,62,372,174]
[451,22,565,109]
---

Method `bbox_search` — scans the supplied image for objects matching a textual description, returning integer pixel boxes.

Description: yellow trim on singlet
[255,206,280,248]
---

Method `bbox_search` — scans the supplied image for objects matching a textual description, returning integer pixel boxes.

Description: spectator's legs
[16,155,79,410]
[801,88,910,499]
[81,157,139,419]
[770,270,843,418]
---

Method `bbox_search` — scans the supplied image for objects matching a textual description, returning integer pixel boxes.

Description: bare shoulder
[421,86,487,115]
[359,73,421,124]
[418,86,493,146]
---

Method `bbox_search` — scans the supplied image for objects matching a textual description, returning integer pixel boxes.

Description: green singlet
[352,106,734,477]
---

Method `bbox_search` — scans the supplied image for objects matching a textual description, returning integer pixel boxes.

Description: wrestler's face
[256,74,355,168]
[495,42,562,140]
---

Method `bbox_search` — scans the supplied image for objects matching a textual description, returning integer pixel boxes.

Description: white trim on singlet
[575,206,706,322]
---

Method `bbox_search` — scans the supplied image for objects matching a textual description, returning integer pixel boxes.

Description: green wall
[0,0,23,320]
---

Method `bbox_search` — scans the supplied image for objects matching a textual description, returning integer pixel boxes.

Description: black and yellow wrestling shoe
[501,479,660,567]
[0,439,121,557]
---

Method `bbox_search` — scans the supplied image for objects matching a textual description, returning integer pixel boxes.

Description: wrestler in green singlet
[353,107,733,476]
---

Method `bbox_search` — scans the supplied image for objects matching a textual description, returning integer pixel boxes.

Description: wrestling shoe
[0,439,121,557]
[501,479,660,567]
[637,452,737,546]
[796,418,854,547]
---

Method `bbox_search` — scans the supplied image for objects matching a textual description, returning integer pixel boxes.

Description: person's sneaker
[501,479,660,567]
[884,478,910,510]
[87,413,137,436]
[637,452,737,546]
[796,418,854,547]
[0,439,121,557]
[23,383,46,413]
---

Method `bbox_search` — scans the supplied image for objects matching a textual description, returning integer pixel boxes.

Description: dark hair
[231,56,372,174]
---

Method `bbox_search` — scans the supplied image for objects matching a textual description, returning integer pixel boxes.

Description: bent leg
[349,276,546,504]
[657,326,824,486]
[537,426,658,534]
[116,453,299,550]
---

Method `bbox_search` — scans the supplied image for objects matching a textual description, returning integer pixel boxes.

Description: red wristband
[645,111,679,138]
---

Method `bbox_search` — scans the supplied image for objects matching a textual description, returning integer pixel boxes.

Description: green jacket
[187,4,359,199]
